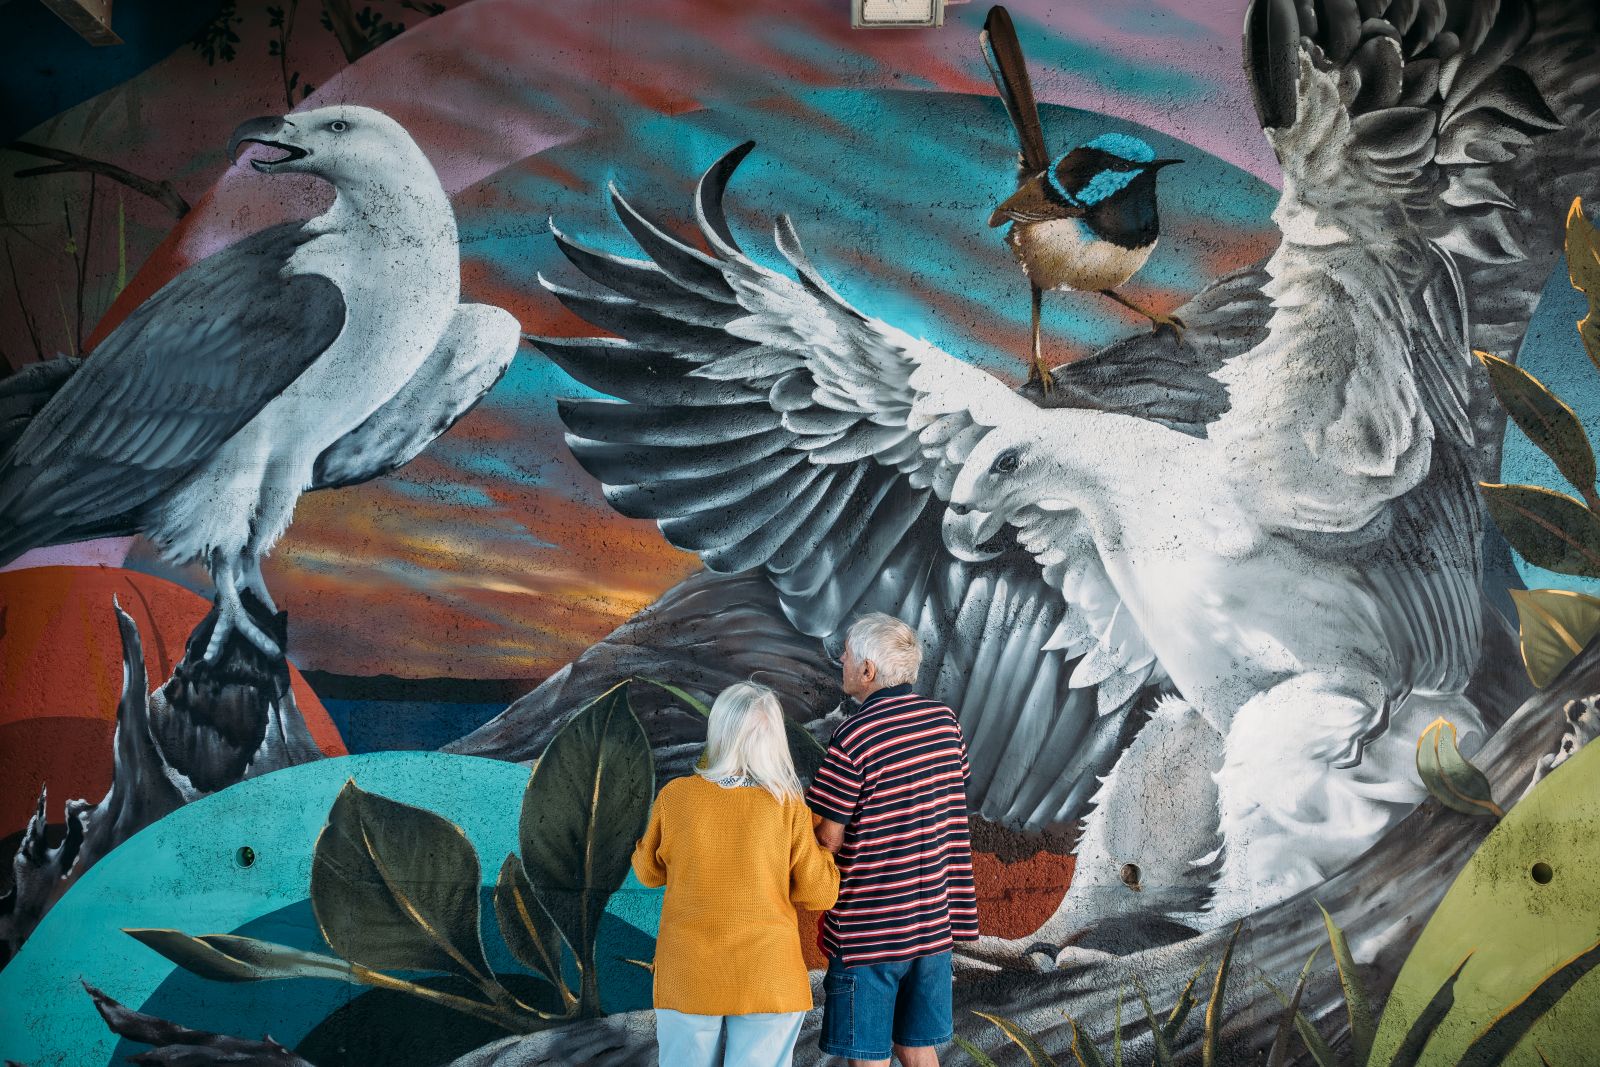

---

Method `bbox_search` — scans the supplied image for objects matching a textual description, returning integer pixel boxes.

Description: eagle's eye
[991,450,1021,475]
[329,120,349,133]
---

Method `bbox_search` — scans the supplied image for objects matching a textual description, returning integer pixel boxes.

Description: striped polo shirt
[805,684,979,965]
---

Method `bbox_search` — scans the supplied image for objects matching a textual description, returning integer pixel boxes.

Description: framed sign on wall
[852,0,945,28]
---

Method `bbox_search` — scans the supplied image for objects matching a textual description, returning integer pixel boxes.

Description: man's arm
[815,816,846,854]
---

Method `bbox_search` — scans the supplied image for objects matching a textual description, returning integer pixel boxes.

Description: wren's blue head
[1048,133,1181,249]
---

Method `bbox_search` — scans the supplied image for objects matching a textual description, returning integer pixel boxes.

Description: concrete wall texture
[1,0,1598,1063]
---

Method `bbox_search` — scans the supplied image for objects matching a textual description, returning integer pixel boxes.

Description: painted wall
[2,0,1599,1063]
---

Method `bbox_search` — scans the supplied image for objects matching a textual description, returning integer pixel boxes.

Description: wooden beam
[36,0,123,46]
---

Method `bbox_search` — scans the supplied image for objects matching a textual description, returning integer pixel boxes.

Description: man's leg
[725,1011,806,1067]
[889,950,953,1066]
[819,956,901,1066]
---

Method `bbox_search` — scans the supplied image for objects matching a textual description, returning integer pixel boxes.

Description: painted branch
[6,142,189,218]
[0,595,324,963]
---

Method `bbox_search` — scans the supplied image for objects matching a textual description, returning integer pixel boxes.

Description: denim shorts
[818,950,953,1060]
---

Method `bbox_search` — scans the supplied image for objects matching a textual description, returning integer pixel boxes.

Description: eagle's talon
[1150,313,1186,340]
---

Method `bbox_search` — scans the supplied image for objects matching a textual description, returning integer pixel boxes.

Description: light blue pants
[655,1008,806,1067]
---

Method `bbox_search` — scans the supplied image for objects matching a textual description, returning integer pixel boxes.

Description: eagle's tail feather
[981,6,1050,177]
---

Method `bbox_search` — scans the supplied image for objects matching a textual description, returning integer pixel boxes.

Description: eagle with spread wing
[530,0,1563,956]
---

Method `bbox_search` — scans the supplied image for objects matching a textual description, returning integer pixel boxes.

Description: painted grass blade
[1065,1016,1106,1067]
[1163,960,1206,1043]
[1262,973,1338,1067]
[954,1035,1002,1067]
[1133,977,1175,1066]
[1267,945,1320,1067]
[973,1010,1058,1067]
[1318,902,1375,1062]
[1203,921,1243,1067]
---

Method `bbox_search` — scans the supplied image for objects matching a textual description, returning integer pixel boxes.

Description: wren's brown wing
[989,174,1082,227]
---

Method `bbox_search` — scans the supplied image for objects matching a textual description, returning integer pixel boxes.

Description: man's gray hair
[845,613,923,687]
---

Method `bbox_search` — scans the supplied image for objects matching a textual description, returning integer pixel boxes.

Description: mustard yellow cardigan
[631,774,839,1015]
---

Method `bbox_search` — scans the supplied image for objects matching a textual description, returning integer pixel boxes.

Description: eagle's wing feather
[1213,0,1556,537]
[0,223,345,562]
[312,303,520,490]
[537,145,1157,830]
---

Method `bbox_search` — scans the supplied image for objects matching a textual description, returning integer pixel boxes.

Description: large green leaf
[310,780,492,983]
[1478,351,1596,497]
[1385,953,1471,1066]
[1369,726,1600,1065]
[1568,197,1600,374]
[1481,483,1600,579]
[1456,936,1600,1067]
[124,929,357,984]
[1509,588,1600,688]
[1416,719,1504,818]
[519,683,654,1009]
[492,854,574,1009]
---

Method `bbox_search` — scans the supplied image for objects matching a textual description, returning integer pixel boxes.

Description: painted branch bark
[7,142,190,219]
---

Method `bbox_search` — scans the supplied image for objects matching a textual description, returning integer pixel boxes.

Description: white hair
[845,613,923,687]
[699,681,803,804]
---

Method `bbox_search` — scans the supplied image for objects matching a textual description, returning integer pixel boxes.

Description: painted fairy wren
[981,6,1184,390]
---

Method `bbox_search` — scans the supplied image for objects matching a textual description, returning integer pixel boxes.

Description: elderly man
[807,613,979,1067]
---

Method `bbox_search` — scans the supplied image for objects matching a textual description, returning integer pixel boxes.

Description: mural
[2,0,1599,1064]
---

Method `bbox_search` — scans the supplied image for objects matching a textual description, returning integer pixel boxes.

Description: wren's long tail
[981,6,1049,178]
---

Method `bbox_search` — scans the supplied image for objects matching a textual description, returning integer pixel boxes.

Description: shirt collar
[859,683,914,710]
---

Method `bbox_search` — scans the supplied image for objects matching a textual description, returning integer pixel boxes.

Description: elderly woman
[631,681,840,1067]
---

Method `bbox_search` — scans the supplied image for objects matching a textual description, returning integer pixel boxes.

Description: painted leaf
[1369,734,1600,1065]
[1416,718,1505,818]
[1202,922,1242,1067]
[1509,588,1600,688]
[1481,483,1600,579]
[125,929,357,984]
[492,854,573,1004]
[973,1010,1059,1067]
[310,780,492,982]
[1384,953,1471,1067]
[1478,352,1596,496]
[518,683,654,986]
[1568,197,1600,374]
[1319,902,1376,1063]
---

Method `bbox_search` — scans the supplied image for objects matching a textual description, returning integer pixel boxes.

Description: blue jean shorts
[818,950,953,1060]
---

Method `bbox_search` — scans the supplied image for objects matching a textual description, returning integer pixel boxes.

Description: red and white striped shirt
[806,684,979,965]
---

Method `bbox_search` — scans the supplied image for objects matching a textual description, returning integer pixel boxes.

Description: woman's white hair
[699,681,803,804]
[845,613,923,687]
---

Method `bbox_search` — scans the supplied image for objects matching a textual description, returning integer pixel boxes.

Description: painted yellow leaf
[1509,588,1600,688]
[1567,198,1600,374]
